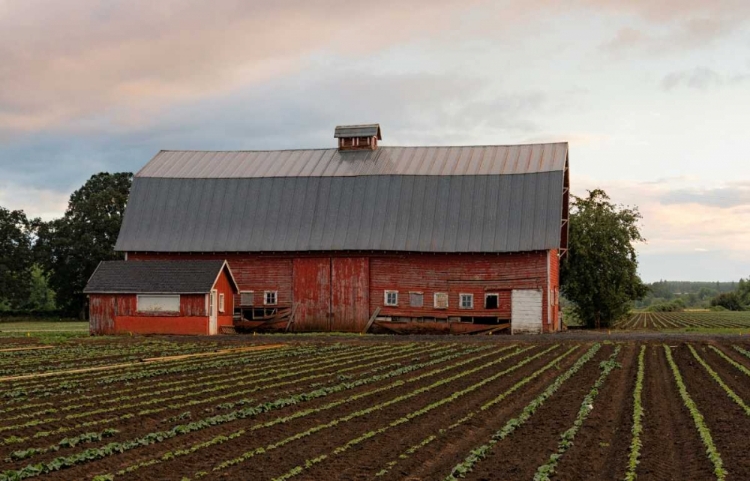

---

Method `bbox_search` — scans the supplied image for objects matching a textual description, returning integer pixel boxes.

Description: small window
[409,292,424,307]
[219,293,225,313]
[137,295,180,312]
[385,290,398,306]
[459,293,474,309]
[264,291,277,306]
[485,293,499,309]
[240,291,254,306]
[434,292,448,309]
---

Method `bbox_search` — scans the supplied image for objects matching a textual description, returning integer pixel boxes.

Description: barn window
[137,295,180,312]
[460,293,474,309]
[219,293,225,313]
[409,292,424,307]
[485,293,499,309]
[240,291,254,306]
[434,292,448,309]
[384,290,399,306]
[264,291,278,306]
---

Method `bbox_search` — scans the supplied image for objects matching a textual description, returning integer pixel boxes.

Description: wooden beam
[285,303,298,333]
[362,306,381,334]
[0,345,55,353]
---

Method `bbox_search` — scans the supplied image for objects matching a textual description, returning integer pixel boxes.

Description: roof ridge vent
[334,124,381,151]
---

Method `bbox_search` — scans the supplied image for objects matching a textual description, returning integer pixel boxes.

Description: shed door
[331,257,369,332]
[511,289,543,334]
[90,295,117,335]
[293,258,331,331]
[209,290,218,335]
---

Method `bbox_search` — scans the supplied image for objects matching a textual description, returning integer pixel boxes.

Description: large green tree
[561,189,648,328]
[0,207,34,309]
[35,172,132,317]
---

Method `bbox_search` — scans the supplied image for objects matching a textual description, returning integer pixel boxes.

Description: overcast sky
[1,1,749,282]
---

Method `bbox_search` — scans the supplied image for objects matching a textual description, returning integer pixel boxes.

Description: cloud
[659,182,750,208]
[0,183,69,221]
[661,67,750,90]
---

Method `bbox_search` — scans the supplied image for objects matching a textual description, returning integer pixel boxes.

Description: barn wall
[89,293,210,335]
[548,249,560,332]
[214,266,236,329]
[128,251,553,332]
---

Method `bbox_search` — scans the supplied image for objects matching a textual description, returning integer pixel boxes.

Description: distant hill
[634,280,739,309]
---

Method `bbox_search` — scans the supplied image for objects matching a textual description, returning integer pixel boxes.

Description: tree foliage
[710,278,750,311]
[561,189,648,328]
[35,173,132,317]
[0,207,35,309]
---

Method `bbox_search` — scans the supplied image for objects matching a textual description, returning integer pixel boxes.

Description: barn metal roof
[84,260,238,293]
[115,171,565,253]
[135,143,567,179]
[334,124,382,139]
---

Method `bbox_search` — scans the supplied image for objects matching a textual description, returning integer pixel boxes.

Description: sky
[1,0,749,282]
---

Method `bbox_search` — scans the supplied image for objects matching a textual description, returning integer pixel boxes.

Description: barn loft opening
[485,293,499,309]
[334,124,381,151]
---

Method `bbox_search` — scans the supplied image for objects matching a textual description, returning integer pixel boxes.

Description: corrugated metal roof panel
[135,143,567,179]
[115,172,564,253]
[334,124,381,139]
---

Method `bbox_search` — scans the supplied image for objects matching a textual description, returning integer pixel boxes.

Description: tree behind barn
[36,173,132,318]
[0,207,34,309]
[561,189,647,328]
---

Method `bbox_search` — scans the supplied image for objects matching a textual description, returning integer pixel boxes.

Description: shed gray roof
[84,260,236,293]
[334,124,381,139]
[116,142,569,254]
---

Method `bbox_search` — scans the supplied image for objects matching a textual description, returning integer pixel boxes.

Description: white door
[511,289,543,334]
[209,289,218,335]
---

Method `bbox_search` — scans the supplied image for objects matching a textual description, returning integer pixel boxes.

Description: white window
[485,293,499,309]
[137,295,180,313]
[459,293,474,309]
[240,291,254,306]
[409,292,424,307]
[434,292,448,309]
[219,293,225,313]
[264,291,277,306]
[384,290,398,306]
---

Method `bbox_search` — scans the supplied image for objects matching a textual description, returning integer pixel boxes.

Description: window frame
[263,290,278,306]
[384,290,399,307]
[240,290,254,306]
[408,291,424,308]
[434,292,449,310]
[484,293,499,309]
[459,293,474,309]
[136,294,181,313]
[218,293,225,313]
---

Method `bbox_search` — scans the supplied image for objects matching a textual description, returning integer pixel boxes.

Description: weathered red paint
[88,265,237,335]
[548,249,561,332]
[128,251,556,333]
[293,258,331,330]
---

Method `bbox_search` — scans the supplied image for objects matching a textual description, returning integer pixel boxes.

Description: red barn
[105,124,570,335]
[85,260,238,335]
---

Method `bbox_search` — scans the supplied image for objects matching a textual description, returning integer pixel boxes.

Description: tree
[561,189,648,328]
[35,173,132,317]
[0,207,34,309]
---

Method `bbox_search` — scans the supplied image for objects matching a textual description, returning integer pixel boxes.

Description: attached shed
[111,123,570,335]
[84,260,238,335]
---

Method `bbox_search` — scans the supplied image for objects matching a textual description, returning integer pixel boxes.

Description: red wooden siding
[548,249,560,332]
[90,294,117,335]
[293,258,331,330]
[331,257,369,332]
[214,265,236,329]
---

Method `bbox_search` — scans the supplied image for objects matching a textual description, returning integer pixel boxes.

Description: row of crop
[710,346,750,378]
[203,346,536,476]
[100,345,486,478]
[663,345,726,480]
[373,345,581,478]
[444,343,603,480]
[270,345,566,481]
[0,343,421,426]
[1,343,347,400]
[688,345,750,416]
[5,429,119,462]
[533,346,622,481]
[0,343,436,447]
[624,345,646,481]
[3,344,499,480]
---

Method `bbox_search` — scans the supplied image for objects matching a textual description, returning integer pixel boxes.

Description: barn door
[511,289,543,334]
[331,258,369,332]
[90,295,117,335]
[293,258,331,331]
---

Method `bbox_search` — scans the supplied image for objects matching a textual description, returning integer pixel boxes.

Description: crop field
[1,336,750,480]
[614,311,750,330]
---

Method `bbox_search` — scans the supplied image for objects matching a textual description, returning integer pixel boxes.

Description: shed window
[137,295,180,312]
[240,291,254,306]
[264,291,278,306]
[434,292,448,309]
[409,292,424,307]
[485,293,499,309]
[459,293,474,309]
[384,290,398,306]
[219,293,225,313]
